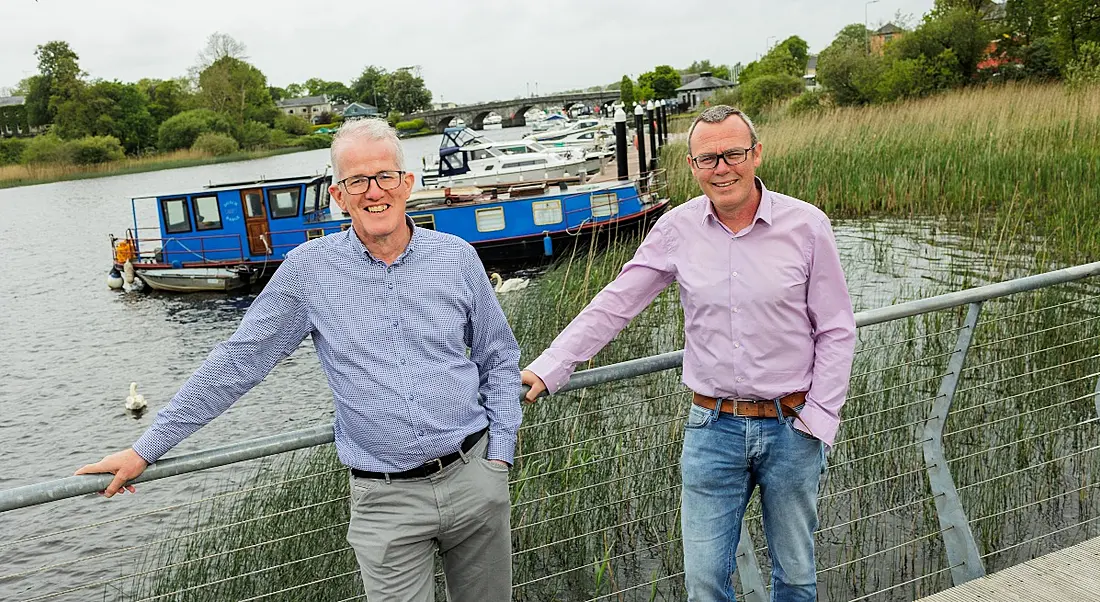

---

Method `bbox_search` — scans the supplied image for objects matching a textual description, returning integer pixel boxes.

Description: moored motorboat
[420,126,588,188]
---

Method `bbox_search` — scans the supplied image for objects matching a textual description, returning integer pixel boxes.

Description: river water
[0,126,1064,599]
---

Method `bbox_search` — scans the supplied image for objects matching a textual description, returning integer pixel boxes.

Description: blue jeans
[680,402,826,602]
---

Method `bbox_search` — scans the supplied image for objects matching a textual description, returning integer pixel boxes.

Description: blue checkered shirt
[133,225,522,471]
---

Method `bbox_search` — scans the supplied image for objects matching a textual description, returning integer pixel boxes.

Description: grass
[0,146,312,190]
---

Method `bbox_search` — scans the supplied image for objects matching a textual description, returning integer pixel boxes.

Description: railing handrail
[3,259,1099,513]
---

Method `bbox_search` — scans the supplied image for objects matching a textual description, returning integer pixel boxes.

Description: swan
[125,382,147,412]
[489,272,530,293]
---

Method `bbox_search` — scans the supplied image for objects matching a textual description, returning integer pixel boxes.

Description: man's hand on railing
[521,370,547,403]
[74,448,149,498]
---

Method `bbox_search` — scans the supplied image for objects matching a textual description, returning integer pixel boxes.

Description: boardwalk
[917,536,1100,601]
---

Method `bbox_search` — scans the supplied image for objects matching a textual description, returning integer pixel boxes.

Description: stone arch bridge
[404,91,621,132]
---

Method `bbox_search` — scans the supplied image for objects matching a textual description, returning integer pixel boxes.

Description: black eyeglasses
[690,145,756,169]
[338,171,405,194]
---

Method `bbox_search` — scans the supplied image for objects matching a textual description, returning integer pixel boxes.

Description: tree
[352,66,389,111]
[386,68,432,114]
[740,73,805,115]
[683,60,731,80]
[139,78,191,126]
[739,36,811,85]
[198,56,278,125]
[25,41,85,127]
[53,80,157,153]
[619,75,635,106]
[889,7,988,81]
[637,65,680,99]
[817,24,885,105]
[190,32,249,81]
[303,78,353,103]
[157,108,233,151]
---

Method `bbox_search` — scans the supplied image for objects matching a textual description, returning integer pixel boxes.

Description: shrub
[21,133,74,165]
[708,87,741,108]
[1066,41,1100,90]
[293,134,332,150]
[275,114,312,136]
[740,74,805,117]
[786,90,827,118]
[69,135,126,164]
[394,118,426,133]
[0,138,28,166]
[191,132,240,156]
[234,120,273,150]
[158,109,232,151]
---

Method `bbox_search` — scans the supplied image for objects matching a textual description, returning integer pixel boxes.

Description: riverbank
[662,82,1100,263]
[0,146,314,190]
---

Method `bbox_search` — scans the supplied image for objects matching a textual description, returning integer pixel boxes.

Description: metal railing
[3,262,1100,601]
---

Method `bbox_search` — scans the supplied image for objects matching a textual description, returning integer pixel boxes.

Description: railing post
[736,527,768,602]
[923,301,986,585]
[1094,367,1100,420]
[633,104,647,186]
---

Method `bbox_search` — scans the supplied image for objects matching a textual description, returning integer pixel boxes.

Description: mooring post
[646,100,658,172]
[634,103,647,186]
[654,99,665,147]
[614,107,629,181]
[662,99,670,143]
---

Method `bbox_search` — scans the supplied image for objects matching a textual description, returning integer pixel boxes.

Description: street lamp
[765,35,776,54]
[865,0,880,53]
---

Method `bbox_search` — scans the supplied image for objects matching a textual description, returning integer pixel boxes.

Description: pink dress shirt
[526,179,856,446]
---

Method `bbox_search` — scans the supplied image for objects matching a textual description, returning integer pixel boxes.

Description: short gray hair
[687,105,759,154]
[330,118,405,180]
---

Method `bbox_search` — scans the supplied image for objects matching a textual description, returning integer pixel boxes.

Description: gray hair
[330,118,405,180]
[687,105,759,154]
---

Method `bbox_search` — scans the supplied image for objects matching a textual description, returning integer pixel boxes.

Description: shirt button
[734,342,741,348]
[418,430,425,436]
[400,358,406,365]
[736,376,745,383]
[387,283,394,289]
[732,271,738,277]
[392,320,399,327]
[733,307,741,313]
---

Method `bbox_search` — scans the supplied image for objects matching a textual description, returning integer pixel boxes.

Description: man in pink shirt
[522,105,856,601]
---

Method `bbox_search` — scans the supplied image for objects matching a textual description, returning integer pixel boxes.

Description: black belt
[350,427,487,480]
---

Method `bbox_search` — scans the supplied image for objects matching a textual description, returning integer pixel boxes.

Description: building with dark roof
[675,72,735,110]
[871,23,906,55]
[275,95,333,124]
[0,96,33,138]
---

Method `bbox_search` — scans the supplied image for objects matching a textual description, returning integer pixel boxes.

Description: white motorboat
[530,113,570,132]
[421,126,589,188]
[137,267,248,293]
[482,114,503,130]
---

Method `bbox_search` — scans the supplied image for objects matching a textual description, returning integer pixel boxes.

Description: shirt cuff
[487,433,517,465]
[795,402,840,448]
[132,431,173,464]
[526,352,576,394]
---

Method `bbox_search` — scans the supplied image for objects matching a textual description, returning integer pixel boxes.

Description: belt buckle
[430,457,444,474]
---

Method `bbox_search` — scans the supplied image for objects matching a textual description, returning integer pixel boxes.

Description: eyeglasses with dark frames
[690,145,756,169]
[338,171,406,194]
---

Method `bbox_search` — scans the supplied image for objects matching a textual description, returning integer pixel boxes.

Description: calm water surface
[0,127,1039,597]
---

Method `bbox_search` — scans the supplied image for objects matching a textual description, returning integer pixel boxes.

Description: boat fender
[543,232,553,257]
[122,259,135,285]
[107,267,124,290]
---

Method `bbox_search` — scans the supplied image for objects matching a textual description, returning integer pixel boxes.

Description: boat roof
[132,173,329,200]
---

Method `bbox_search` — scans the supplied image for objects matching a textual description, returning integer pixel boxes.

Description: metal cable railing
[2,262,1100,601]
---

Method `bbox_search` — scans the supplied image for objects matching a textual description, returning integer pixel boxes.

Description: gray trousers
[346,433,512,602]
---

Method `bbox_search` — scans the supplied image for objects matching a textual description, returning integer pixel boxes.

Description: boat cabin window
[591,193,619,218]
[475,207,506,232]
[501,159,548,170]
[532,200,563,225]
[244,191,265,218]
[303,184,319,214]
[471,149,494,161]
[192,195,222,230]
[160,197,192,233]
[412,214,436,230]
[268,187,300,219]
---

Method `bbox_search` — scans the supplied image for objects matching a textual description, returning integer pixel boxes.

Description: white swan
[125,382,147,412]
[489,272,530,293]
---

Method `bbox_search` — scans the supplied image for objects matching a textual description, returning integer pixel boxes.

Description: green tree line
[1,33,434,167]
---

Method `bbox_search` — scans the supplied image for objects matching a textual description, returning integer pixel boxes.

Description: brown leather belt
[692,391,807,419]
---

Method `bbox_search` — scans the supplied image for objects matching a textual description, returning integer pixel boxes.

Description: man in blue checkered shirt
[77,119,522,602]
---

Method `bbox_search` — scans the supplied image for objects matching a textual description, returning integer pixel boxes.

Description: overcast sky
[3,0,935,105]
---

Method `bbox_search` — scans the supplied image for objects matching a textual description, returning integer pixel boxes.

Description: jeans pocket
[685,404,713,429]
[785,416,818,440]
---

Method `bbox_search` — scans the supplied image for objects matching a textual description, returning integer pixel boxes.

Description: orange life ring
[114,239,135,264]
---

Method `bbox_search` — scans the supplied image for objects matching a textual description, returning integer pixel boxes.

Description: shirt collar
[343,215,421,264]
[701,177,773,228]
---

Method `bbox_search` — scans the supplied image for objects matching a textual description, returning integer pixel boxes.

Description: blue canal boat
[109,172,668,292]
